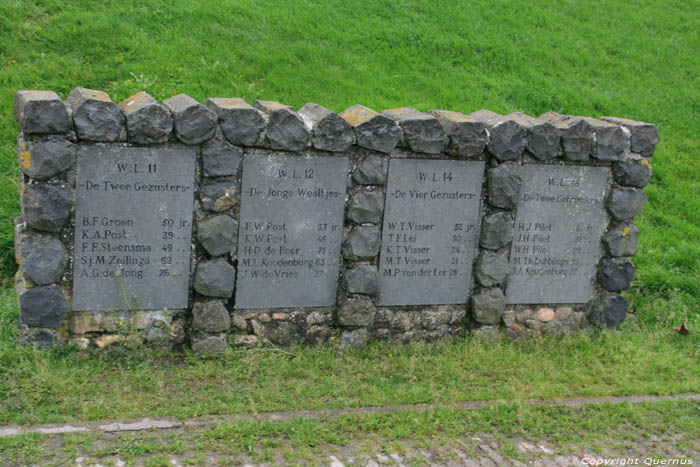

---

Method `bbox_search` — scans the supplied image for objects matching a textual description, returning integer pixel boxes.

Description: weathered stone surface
[201,138,242,177]
[340,105,401,153]
[191,334,229,354]
[589,294,628,328]
[598,259,635,292]
[192,300,231,332]
[207,98,267,146]
[18,135,75,180]
[470,110,528,161]
[162,94,217,144]
[19,233,67,285]
[22,183,72,233]
[540,112,593,161]
[199,180,239,212]
[601,117,659,157]
[194,259,235,298]
[613,159,653,188]
[197,215,238,257]
[306,326,331,346]
[536,307,555,322]
[14,90,72,134]
[479,212,513,250]
[19,284,69,328]
[603,223,640,257]
[382,107,445,154]
[255,100,310,151]
[344,265,379,295]
[118,92,173,144]
[581,117,629,161]
[488,162,522,210]
[19,329,60,348]
[337,296,376,327]
[66,87,124,141]
[251,319,300,346]
[233,335,259,348]
[471,288,506,324]
[341,328,369,347]
[475,250,509,287]
[347,191,384,224]
[555,306,573,321]
[472,325,500,339]
[607,187,646,221]
[353,155,387,185]
[428,109,489,157]
[505,112,560,160]
[342,225,380,260]
[298,103,353,152]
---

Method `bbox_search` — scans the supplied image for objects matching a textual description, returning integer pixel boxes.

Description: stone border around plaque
[12,89,656,350]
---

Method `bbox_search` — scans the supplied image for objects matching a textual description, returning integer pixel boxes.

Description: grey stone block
[382,107,445,154]
[488,162,522,210]
[342,225,381,260]
[428,109,489,157]
[255,100,310,151]
[601,117,659,157]
[194,259,235,298]
[19,233,68,285]
[197,215,238,257]
[162,94,217,144]
[581,117,629,161]
[22,183,72,233]
[201,138,243,177]
[251,319,300,346]
[299,103,353,152]
[505,112,560,160]
[347,191,383,224]
[66,87,124,142]
[540,112,593,161]
[337,296,376,327]
[471,287,506,324]
[470,109,528,161]
[598,259,635,292]
[341,328,369,347]
[344,265,379,295]
[192,300,231,332]
[353,154,387,185]
[206,98,267,146]
[589,294,628,328]
[14,90,72,134]
[480,212,513,250]
[340,104,401,153]
[613,159,653,188]
[475,250,509,287]
[199,180,239,212]
[18,329,60,348]
[118,92,173,144]
[19,283,69,328]
[191,334,229,354]
[607,187,646,221]
[603,223,640,257]
[18,135,75,180]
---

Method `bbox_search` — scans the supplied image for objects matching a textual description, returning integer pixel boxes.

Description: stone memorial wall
[12,88,657,351]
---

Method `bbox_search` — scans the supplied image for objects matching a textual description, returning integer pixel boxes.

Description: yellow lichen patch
[212,97,249,108]
[340,105,375,126]
[119,91,152,110]
[622,226,630,236]
[641,159,652,169]
[84,89,110,102]
[20,151,31,169]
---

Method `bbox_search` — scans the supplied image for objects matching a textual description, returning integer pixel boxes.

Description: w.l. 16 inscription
[72,146,196,311]
[378,159,485,306]
[506,165,609,304]
[235,154,349,309]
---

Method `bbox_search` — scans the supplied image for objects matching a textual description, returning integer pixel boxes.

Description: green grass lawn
[0,0,699,431]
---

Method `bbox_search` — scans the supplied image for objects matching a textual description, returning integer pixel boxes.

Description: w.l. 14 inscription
[506,165,609,304]
[378,159,485,306]
[235,154,349,309]
[72,146,196,311]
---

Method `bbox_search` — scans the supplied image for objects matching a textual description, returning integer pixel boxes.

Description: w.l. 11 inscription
[506,165,609,304]
[235,154,349,309]
[378,159,485,306]
[72,146,196,311]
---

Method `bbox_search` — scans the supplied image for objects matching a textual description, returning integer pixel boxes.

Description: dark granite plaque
[235,154,349,309]
[72,145,196,311]
[378,159,485,306]
[506,165,609,304]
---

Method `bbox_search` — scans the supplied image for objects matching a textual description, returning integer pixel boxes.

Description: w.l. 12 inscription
[506,165,609,304]
[72,146,196,311]
[235,154,349,309]
[378,159,485,306]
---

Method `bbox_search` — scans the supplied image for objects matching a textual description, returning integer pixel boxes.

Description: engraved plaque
[72,145,196,311]
[506,165,609,304]
[235,154,349,309]
[378,159,485,306]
